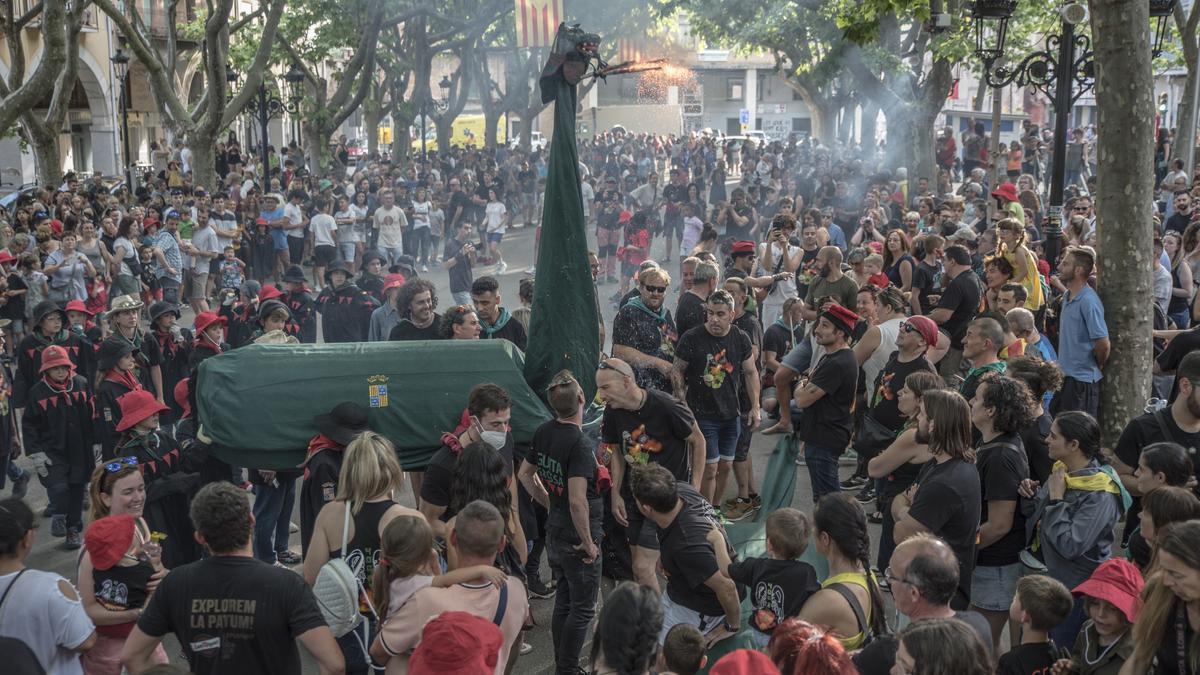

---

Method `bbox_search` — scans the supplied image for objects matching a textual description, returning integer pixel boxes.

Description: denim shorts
[697,416,741,464]
[658,590,723,645]
[970,562,1024,611]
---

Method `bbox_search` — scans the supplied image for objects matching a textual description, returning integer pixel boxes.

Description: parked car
[509,132,547,151]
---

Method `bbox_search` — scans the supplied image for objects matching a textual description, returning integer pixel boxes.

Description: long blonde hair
[337,430,404,514]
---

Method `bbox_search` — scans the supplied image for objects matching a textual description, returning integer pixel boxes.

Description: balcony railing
[122,0,199,39]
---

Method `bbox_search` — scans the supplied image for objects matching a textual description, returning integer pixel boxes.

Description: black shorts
[624,504,660,550]
[314,245,337,266]
[287,236,305,263]
[208,257,221,275]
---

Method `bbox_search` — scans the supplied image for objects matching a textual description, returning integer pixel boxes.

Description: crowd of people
[0,120,1198,675]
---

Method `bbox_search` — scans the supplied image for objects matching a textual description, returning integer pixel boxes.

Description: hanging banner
[515,0,563,48]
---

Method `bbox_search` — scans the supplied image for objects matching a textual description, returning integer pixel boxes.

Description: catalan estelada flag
[515,0,562,48]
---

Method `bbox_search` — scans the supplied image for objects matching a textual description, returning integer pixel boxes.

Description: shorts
[596,227,621,249]
[522,191,536,207]
[188,272,209,300]
[698,416,741,464]
[6,319,22,334]
[314,245,337,266]
[734,416,753,462]
[208,258,221,275]
[271,229,289,252]
[159,278,181,305]
[621,260,640,277]
[486,231,504,244]
[781,338,813,375]
[287,235,305,264]
[624,504,660,550]
[658,591,723,645]
[970,562,1024,611]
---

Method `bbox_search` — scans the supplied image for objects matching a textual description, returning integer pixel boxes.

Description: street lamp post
[971,0,1174,266]
[227,62,306,184]
[420,76,453,160]
[110,49,134,192]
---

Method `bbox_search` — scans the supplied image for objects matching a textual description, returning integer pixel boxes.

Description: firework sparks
[635,63,698,103]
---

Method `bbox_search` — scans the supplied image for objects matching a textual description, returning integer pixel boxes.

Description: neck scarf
[480,307,512,338]
[104,368,141,393]
[627,296,668,323]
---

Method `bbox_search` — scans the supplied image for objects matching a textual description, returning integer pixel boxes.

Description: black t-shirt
[763,321,803,364]
[612,303,677,392]
[937,271,982,350]
[1156,326,1200,400]
[976,433,1029,567]
[1020,412,1053,484]
[448,191,474,226]
[2,274,25,321]
[444,238,474,294]
[997,642,1057,675]
[799,347,858,449]
[908,458,982,609]
[728,558,820,634]
[658,482,726,616]
[601,389,696,501]
[868,352,935,432]
[675,325,753,420]
[136,556,327,675]
[420,433,516,520]
[913,260,940,315]
[388,314,443,341]
[675,291,707,339]
[1114,409,1200,525]
[529,420,602,544]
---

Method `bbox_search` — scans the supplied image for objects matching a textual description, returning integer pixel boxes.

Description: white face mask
[473,417,507,451]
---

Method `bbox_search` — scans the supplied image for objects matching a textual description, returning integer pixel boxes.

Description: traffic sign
[739,108,750,125]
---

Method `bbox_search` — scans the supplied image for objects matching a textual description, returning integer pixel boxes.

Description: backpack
[312,502,367,638]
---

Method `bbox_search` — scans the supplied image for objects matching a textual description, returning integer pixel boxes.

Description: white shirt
[190,225,221,271]
[485,201,507,234]
[374,205,407,249]
[311,213,338,247]
[180,146,192,173]
[0,569,94,675]
[758,241,799,303]
[411,200,432,229]
[581,181,594,217]
[283,202,306,239]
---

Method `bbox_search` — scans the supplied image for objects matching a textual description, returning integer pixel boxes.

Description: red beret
[820,303,861,336]
[731,240,756,254]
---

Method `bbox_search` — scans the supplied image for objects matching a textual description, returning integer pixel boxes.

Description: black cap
[312,402,370,445]
[97,338,135,371]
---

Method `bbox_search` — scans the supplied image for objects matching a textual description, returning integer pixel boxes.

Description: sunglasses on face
[104,456,139,473]
[898,322,919,335]
[642,284,667,294]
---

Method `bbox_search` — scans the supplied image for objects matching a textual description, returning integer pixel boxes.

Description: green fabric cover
[195,340,552,471]
[523,56,600,401]
[704,433,830,670]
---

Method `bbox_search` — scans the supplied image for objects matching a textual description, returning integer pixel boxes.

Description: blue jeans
[1170,309,1190,330]
[411,227,432,266]
[548,532,602,675]
[452,291,472,306]
[697,417,741,464]
[804,444,842,503]
[252,477,296,563]
[7,458,25,482]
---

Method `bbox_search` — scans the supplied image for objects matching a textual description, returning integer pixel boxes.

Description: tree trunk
[861,102,879,153]
[435,117,452,152]
[1177,59,1199,175]
[186,132,217,191]
[29,126,60,186]
[1089,0,1155,446]
[518,112,535,153]
[303,122,332,176]
[483,108,501,148]
[365,104,380,158]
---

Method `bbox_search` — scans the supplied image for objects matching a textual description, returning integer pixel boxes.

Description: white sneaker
[519,642,533,655]
[524,266,536,276]
[497,261,508,274]
[421,264,429,273]
[289,521,299,533]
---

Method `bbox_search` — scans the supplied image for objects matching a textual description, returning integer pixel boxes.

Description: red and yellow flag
[515,0,562,48]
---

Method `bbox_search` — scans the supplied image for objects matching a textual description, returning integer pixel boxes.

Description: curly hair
[395,278,437,319]
[979,375,1036,435]
[768,618,856,675]
[439,305,477,339]
[590,582,663,675]
[189,482,252,554]
[1006,355,1064,399]
[814,494,888,638]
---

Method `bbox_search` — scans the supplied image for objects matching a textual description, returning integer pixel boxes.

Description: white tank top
[863,317,903,390]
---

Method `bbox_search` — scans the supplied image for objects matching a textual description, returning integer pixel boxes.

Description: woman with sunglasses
[77,458,170,674]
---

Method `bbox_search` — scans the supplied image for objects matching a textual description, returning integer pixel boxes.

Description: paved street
[19,220,885,673]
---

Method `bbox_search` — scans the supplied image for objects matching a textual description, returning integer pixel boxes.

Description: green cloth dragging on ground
[195,340,552,471]
[704,433,830,670]
[523,52,600,401]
